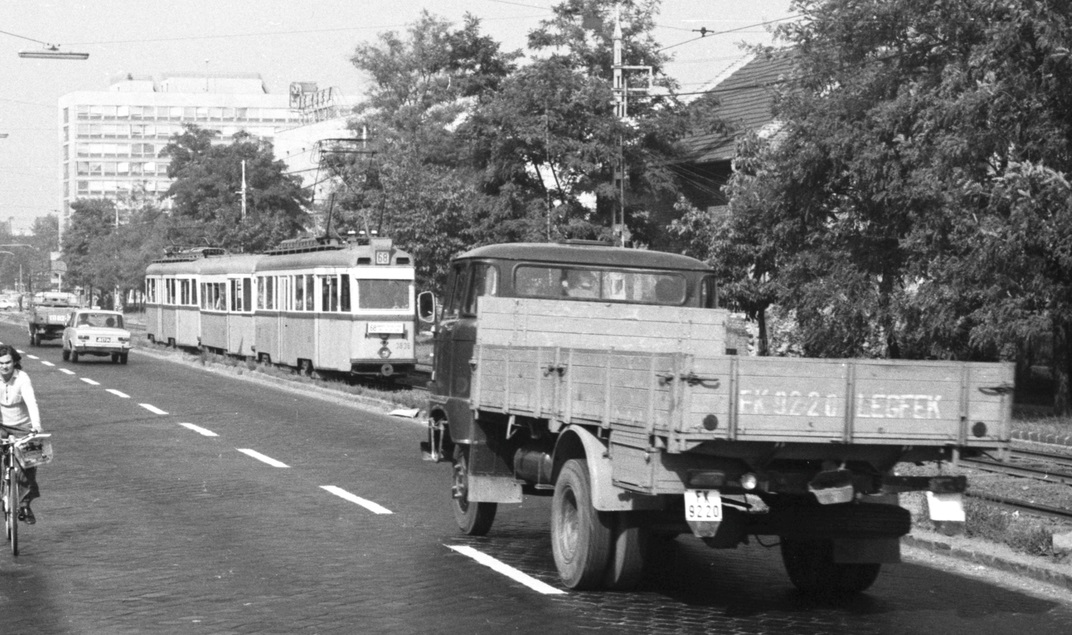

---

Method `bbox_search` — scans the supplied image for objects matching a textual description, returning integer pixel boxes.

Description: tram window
[230,279,250,312]
[180,279,194,306]
[145,279,157,303]
[357,279,410,310]
[165,279,176,304]
[260,276,274,310]
[463,263,498,315]
[298,274,314,311]
[340,274,351,312]
[322,276,339,312]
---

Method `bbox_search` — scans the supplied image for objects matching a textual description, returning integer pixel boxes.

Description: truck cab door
[430,261,498,443]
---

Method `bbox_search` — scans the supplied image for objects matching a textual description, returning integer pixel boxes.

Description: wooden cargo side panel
[477,296,728,356]
[472,346,557,417]
[564,351,676,431]
[732,357,851,442]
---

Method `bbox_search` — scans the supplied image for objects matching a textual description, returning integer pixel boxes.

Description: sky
[0,0,795,234]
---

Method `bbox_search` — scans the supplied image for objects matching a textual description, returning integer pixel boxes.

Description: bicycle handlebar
[0,433,51,447]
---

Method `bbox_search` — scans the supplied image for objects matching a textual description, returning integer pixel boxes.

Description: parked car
[0,296,16,311]
[61,309,131,364]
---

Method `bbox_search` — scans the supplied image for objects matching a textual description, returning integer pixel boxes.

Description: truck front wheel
[552,459,612,590]
[780,538,881,595]
[451,445,497,536]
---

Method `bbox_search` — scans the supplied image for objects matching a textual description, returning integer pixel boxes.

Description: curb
[903,534,1072,593]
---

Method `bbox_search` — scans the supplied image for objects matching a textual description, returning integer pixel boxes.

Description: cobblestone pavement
[1,321,1071,634]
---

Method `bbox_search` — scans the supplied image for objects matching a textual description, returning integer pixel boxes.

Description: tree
[340,10,521,291]
[61,198,118,294]
[471,0,695,249]
[161,126,311,253]
[718,0,1072,412]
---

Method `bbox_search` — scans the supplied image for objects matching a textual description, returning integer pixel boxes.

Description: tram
[145,235,418,378]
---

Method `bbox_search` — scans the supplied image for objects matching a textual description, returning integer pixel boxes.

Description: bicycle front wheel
[6,467,19,556]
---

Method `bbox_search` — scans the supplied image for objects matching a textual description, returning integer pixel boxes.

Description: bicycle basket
[14,438,53,468]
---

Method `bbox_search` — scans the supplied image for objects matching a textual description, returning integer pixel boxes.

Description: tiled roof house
[675,50,795,214]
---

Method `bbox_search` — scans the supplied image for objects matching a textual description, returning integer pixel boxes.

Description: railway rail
[961,448,1072,522]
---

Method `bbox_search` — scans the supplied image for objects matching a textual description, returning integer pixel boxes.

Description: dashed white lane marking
[446,545,566,595]
[320,486,393,515]
[179,423,218,437]
[25,354,39,360]
[80,377,100,386]
[237,448,289,468]
[106,389,130,398]
[41,361,55,367]
[59,368,75,375]
[139,403,168,415]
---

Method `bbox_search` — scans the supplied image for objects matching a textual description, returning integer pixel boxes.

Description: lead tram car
[145,235,418,379]
[421,240,1013,594]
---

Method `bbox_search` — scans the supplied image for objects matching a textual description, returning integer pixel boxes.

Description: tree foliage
[338,2,699,291]
[162,125,311,253]
[709,0,1072,412]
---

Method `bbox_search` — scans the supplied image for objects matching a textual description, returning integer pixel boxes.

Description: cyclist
[0,344,43,524]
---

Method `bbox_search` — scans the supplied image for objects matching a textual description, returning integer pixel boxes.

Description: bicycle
[1,433,51,556]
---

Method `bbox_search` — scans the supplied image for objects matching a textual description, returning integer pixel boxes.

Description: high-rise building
[57,73,306,231]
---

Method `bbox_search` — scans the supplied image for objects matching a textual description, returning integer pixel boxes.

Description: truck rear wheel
[451,445,497,536]
[29,331,40,347]
[780,538,881,595]
[552,459,612,590]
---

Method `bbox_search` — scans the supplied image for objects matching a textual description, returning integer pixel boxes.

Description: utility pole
[611,6,654,248]
[613,8,626,247]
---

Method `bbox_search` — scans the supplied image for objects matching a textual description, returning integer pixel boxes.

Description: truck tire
[29,331,39,347]
[781,538,881,595]
[62,347,70,361]
[70,350,79,363]
[603,512,649,590]
[451,445,497,536]
[552,459,612,590]
[120,353,128,365]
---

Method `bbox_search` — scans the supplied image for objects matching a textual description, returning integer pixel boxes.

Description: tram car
[145,235,418,379]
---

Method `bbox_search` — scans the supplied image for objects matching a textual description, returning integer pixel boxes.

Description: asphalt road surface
[1,320,1071,634]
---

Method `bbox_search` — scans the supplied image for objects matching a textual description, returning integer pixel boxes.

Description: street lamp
[18,45,89,60]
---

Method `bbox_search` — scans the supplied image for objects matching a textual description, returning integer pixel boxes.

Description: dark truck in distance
[419,241,1013,594]
[28,291,80,346]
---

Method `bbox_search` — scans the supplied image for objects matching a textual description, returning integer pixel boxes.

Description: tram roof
[146,241,414,275]
[456,242,713,272]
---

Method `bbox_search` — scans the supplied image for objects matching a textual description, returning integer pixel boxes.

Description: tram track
[960,448,1072,522]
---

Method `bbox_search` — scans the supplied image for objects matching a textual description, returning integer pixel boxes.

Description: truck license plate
[684,489,722,522]
[96,337,111,342]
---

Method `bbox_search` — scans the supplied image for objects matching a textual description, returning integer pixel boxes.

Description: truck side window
[463,263,498,315]
[700,276,719,308]
[442,263,468,319]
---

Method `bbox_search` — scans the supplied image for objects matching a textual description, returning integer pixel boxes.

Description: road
[1,319,1071,634]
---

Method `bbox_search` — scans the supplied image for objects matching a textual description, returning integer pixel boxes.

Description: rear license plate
[684,489,722,522]
[95,337,111,342]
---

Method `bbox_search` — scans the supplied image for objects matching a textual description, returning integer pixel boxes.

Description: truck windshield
[515,266,686,305]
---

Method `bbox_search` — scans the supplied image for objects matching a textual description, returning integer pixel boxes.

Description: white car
[62,309,131,364]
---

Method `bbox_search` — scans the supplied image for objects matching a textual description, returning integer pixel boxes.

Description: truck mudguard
[555,425,663,512]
